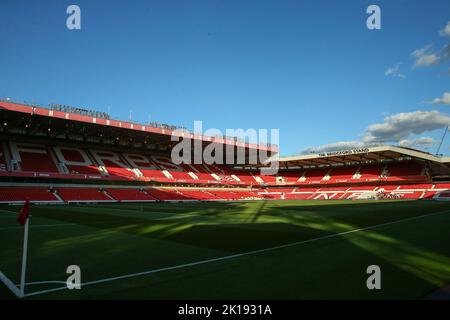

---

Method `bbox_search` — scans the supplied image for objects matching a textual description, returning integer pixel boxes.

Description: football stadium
[1,0,450,309]
[0,100,450,300]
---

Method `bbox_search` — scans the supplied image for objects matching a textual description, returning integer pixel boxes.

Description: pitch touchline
[22,209,450,298]
[0,212,209,230]
[0,217,192,230]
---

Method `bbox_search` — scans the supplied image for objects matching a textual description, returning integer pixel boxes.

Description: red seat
[145,188,193,201]
[56,188,113,202]
[329,167,358,180]
[0,187,59,203]
[104,188,157,201]
[19,150,59,173]
[358,165,383,179]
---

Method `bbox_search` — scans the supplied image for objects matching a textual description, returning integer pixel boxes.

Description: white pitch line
[0,222,82,231]
[0,214,206,230]
[17,280,67,286]
[0,209,19,216]
[21,209,450,298]
[0,272,20,297]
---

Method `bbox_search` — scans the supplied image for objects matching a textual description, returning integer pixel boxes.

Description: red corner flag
[17,200,30,226]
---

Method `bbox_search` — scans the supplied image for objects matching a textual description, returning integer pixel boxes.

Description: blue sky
[0,0,449,156]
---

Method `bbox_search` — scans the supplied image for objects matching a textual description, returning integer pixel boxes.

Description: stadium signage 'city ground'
[170,121,280,175]
[317,148,370,157]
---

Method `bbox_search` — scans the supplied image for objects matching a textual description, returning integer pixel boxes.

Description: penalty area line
[22,209,450,298]
[0,272,21,298]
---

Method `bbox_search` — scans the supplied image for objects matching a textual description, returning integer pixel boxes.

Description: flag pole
[19,217,30,298]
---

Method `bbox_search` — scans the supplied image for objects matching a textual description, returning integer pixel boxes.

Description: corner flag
[18,200,31,297]
[18,200,30,226]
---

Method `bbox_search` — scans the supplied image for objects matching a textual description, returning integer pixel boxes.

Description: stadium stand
[303,169,330,182]
[277,171,301,183]
[56,147,101,175]
[177,189,221,200]
[0,183,448,203]
[0,100,449,203]
[56,188,113,202]
[386,162,424,178]
[104,188,157,202]
[329,167,358,181]
[0,187,60,203]
[11,143,59,173]
[145,188,194,201]
[358,164,383,179]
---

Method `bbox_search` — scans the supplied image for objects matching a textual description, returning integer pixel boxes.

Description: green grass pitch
[1,200,450,299]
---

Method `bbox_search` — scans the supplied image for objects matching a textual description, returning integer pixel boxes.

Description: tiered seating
[235,190,262,199]
[285,193,314,200]
[122,154,168,181]
[193,172,217,181]
[208,190,240,200]
[433,184,450,200]
[18,147,59,173]
[257,174,277,184]
[145,188,193,201]
[98,161,135,179]
[278,171,301,183]
[384,163,427,182]
[255,183,446,201]
[336,186,372,199]
[0,140,436,191]
[397,191,424,199]
[435,192,450,199]
[435,183,450,189]
[210,164,234,175]
[377,185,398,191]
[310,187,349,199]
[56,188,113,202]
[303,169,329,182]
[264,188,296,193]
[140,169,171,181]
[0,148,7,172]
[422,191,438,199]
[168,171,194,181]
[104,188,157,201]
[88,150,137,179]
[358,164,383,179]
[178,189,221,200]
[181,164,216,181]
[0,182,446,203]
[348,186,376,191]
[0,187,60,203]
[397,184,433,190]
[59,149,100,175]
[232,170,257,184]
[387,163,424,177]
[329,167,358,180]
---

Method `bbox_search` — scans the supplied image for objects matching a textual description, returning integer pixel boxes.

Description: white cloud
[412,45,440,67]
[440,21,450,37]
[398,137,436,149]
[411,44,432,58]
[300,111,450,154]
[428,92,450,105]
[362,110,450,143]
[415,53,440,67]
[442,43,450,60]
[384,63,406,78]
[411,44,450,68]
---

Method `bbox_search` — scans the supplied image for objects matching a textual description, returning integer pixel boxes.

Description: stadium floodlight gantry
[1,100,450,203]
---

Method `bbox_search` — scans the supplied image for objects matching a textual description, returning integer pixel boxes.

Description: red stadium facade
[1,100,450,203]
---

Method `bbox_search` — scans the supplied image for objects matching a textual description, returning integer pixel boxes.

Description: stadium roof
[277,146,450,168]
[0,100,278,154]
